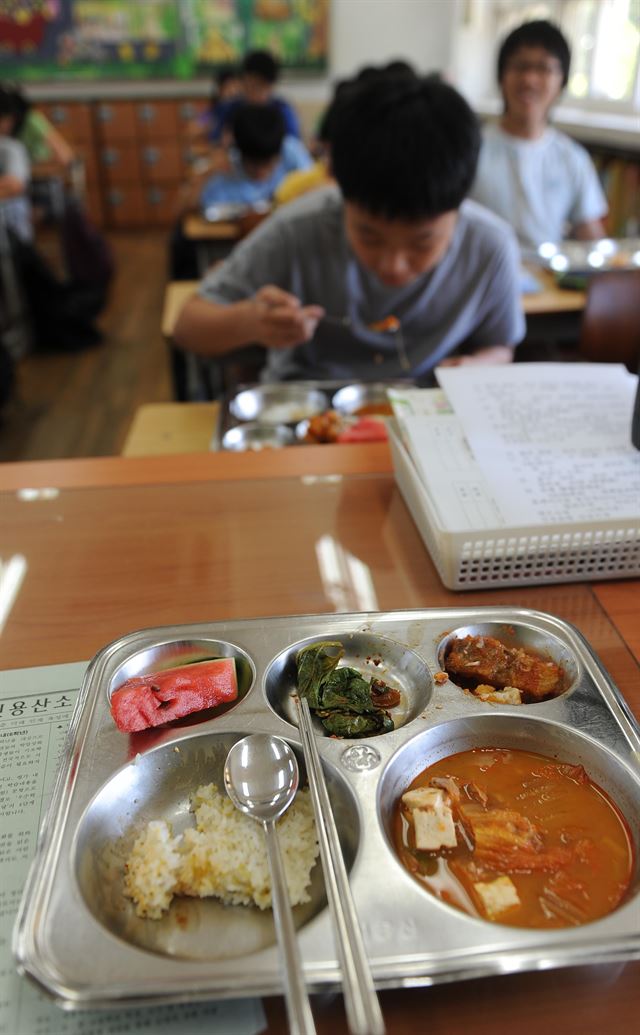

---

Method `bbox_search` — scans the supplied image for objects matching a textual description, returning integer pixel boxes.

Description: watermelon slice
[337,417,388,443]
[110,658,238,733]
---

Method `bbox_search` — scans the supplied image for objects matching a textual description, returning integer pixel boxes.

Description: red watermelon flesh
[110,658,238,733]
[337,418,388,443]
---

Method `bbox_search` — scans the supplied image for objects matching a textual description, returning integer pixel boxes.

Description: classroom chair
[578,269,640,372]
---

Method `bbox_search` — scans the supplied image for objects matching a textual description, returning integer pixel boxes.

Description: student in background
[174,74,524,384]
[200,103,311,209]
[187,66,241,147]
[209,49,301,142]
[468,20,607,251]
[0,88,32,243]
[1,84,74,168]
[169,104,310,281]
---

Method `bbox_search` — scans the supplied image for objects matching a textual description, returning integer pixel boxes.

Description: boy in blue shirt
[201,103,311,211]
[210,49,301,143]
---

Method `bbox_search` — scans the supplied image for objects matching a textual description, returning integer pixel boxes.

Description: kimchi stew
[394,747,634,928]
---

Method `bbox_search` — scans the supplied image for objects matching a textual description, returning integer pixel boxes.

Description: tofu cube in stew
[474,875,520,919]
[402,787,457,851]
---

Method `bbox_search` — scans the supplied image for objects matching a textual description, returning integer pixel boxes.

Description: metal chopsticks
[295,696,386,1035]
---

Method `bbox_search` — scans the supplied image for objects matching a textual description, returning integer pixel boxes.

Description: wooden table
[1,446,637,1034]
[122,401,219,455]
[182,213,242,274]
[522,266,586,315]
[162,279,199,338]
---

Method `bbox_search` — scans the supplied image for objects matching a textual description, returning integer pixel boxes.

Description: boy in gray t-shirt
[175,74,525,384]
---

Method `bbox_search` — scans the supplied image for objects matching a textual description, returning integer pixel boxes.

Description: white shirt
[469,122,607,250]
[0,136,32,242]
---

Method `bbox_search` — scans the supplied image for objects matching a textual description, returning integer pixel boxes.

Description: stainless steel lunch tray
[14,607,640,1009]
[214,379,405,450]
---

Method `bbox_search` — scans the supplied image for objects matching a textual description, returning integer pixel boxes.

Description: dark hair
[330,75,481,220]
[497,20,571,86]
[0,84,30,135]
[210,65,238,111]
[216,65,238,90]
[242,49,280,84]
[319,62,419,148]
[231,102,285,162]
[383,59,418,82]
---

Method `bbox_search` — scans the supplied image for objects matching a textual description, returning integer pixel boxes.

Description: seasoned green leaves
[296,640,344,708]
[295,641,398,738]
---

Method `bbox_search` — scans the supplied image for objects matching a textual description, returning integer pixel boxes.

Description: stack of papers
[389,364,640,534]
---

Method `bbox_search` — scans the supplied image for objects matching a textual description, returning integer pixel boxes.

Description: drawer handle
[143,147,159,164]
[98,106,113,122]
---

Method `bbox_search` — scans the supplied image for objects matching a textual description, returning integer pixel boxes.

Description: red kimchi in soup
[394,747,634,928]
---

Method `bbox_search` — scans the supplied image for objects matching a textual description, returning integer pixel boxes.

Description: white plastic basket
[388,424,640,590]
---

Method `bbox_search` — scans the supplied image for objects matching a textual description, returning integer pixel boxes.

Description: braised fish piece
[445,635,564,699]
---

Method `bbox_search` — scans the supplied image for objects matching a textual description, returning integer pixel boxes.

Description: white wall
[330,0,458,79]
[284,0,461,103]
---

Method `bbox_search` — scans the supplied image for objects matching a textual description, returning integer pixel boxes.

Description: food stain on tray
[394,747,634,928]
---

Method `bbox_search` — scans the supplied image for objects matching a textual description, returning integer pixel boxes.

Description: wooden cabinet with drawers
[34,95,209,230]
[38,99,103,225]
[96,98,201,228]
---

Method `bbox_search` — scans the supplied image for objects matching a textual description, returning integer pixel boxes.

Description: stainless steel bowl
[332,383,397,416]
[229,385,328,425]
[221,422,295,451]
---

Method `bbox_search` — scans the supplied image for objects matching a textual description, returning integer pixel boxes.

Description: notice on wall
[0,662,265,1035]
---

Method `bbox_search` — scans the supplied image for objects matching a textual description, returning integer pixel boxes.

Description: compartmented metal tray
[214,379,403,450]
[13,607,640,1009]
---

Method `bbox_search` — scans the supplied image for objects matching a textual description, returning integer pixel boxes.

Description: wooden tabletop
[182,212,242,242]
[161,279,199,337]
[1,446,637,1034]
[522,266,586,314]
[122,401,219,455]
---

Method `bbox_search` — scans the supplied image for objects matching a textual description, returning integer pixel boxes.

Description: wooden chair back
[578,269,640,371]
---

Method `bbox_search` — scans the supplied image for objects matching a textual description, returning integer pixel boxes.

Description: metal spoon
[224,734,316,1035]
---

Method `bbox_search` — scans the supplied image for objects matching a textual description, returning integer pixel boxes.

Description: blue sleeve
[208,99,236,142]
[281,136,313,173]
[278,99,301,139]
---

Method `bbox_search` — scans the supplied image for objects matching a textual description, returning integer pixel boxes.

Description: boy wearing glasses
[469,20,607,251]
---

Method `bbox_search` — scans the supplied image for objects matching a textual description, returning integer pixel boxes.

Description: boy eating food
[174,74,525,384]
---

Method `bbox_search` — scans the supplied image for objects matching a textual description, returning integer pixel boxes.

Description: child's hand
[250,285,324,349]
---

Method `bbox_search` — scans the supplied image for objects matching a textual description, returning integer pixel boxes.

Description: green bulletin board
[0,0,329,81]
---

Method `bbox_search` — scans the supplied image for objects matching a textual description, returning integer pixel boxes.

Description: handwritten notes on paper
[436,364,640,527]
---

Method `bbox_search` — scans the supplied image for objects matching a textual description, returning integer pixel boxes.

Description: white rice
[123,783,319,919]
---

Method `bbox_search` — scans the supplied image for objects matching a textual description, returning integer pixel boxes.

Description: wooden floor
[0,231,173,462]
